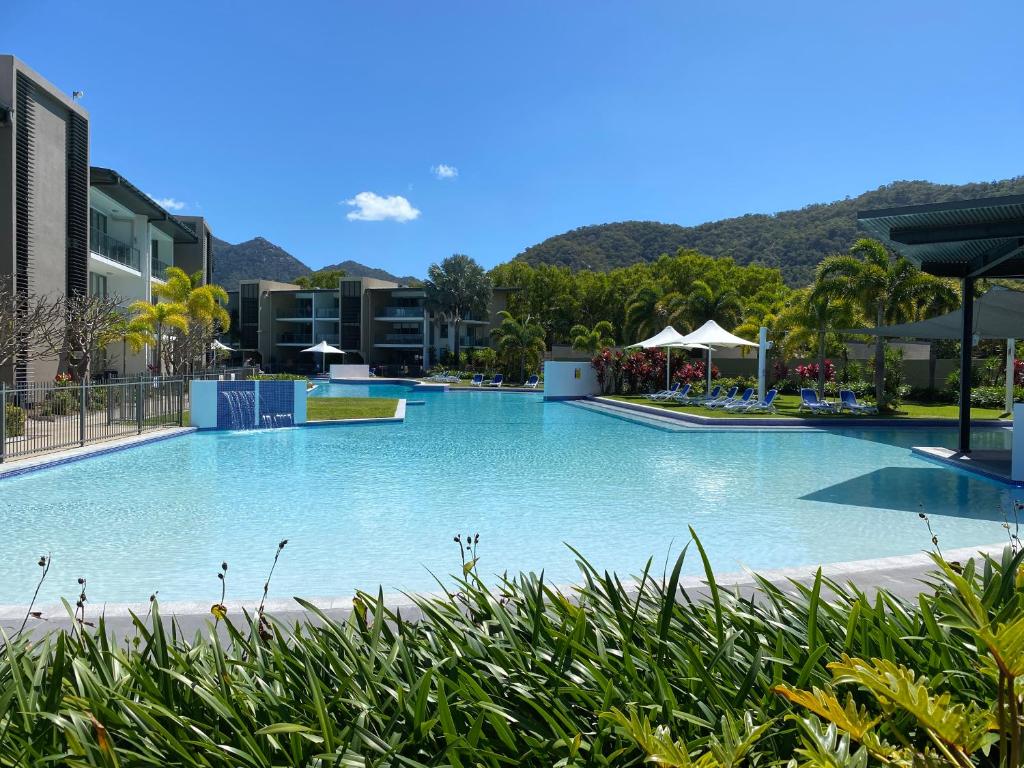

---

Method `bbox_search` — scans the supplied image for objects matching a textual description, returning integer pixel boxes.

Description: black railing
[90,229,141,270]
[151,255,172,280]
[1,378,185,463]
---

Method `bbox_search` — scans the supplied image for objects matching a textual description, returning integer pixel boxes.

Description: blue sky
[4,1,1023,277]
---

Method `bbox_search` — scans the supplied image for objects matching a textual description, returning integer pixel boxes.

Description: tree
[424,254,492,361]
[0,274,60,380]
[816,238,953,407]
[570,321,615,354]
[776,287,858,399]
[52,293,128,382]
[153,268,231,373]
[684,279,744,329]
[111,315,153,374]
[130,300,189,375]
[294,269,346,290]
[491,311,546,383]
[623,284,685,342]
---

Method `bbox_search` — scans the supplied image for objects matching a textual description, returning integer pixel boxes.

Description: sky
[4,1,1024,278]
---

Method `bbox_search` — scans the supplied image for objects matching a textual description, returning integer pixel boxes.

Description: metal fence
[1,378,186,463]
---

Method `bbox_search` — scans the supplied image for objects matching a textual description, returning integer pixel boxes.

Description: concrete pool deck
[0,542,1005,637]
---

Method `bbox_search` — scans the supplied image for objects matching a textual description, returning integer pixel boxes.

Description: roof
[90,167,198,244]
[846,286,1024,340]
[858,194,1024,279]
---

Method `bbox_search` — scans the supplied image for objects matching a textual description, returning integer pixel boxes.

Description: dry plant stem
[13,554,50,642]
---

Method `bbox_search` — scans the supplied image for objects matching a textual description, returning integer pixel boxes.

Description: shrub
[3,402,25,437]
[46,388,78,416]
[824,379,873,398]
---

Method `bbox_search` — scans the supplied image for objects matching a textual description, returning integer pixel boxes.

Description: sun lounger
[837,389,878,414]
[699,385,722,404]
[704,385,738,409]
[722,387,755,410]
[667,383,695,403]
[487,374,504,388]
[523,374,540,389]
[743,389,778,413]
[647,382,681,401]
[470,374,484,387]
[798,388,835,414]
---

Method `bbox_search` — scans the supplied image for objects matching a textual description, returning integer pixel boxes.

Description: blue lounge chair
[524,374,540,389]
[470,373,484,387]
[700,385,722,404]
[722,387,755,410]
[838,389,878,414]
[704,385,738,409]
[798,388,835,414]
[744,389,778,413]
[647,382,681,401]
[668,383,695,403]
[487,373,504,388]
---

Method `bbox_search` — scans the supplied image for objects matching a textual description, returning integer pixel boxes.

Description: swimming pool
[0,383,1016,605]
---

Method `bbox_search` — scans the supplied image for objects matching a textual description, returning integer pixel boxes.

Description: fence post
[178,379,184,426]
[137,378,144,434]
[1,381,6,464]
[79,379,87,447]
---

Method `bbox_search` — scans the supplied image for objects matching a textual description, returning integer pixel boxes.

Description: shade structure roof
[627,326,688,348]
[847,286,1024,340]
[858,194,1024,279]
[679,320,757,348]
[301,341,345,355]
[210,339,235,351]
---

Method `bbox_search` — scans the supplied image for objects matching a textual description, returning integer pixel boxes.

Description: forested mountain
[211,238,415,288]
[515,178,1024,285]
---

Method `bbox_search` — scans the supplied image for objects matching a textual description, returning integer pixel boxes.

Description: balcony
[275,303,313,320]
[277,331,312,345]
[315,307,339,318]
[151,255,172,281]
[376,306,424,319]
[90,230,141,271]
[458,336,489,348]
[376,333,424,347]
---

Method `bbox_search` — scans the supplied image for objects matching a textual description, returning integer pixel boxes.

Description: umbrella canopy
[627,326,709,389]
[844,286,1024,340]
[679,320,759,395]
[211,339,235,352]
[301,340,346,355]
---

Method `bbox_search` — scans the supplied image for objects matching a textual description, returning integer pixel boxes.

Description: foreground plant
[0,536,1021,766]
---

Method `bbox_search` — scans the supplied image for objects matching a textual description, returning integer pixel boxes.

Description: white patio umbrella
[627,326,710,389]
[302,340,345,373]
[210,339,235,352]
[679,320,758,395]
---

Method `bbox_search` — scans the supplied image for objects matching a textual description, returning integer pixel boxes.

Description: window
[151,239,159,260]
[90,208,107,234]
[88,272,107,298]
[440,323,448,339]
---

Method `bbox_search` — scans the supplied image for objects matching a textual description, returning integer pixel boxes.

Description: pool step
[565,399,695,432]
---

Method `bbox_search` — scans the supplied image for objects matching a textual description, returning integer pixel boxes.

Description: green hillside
[515,177,1024,285]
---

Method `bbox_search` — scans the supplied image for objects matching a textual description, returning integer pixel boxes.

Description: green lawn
[606,393,1009,420]
[307,397,398,420]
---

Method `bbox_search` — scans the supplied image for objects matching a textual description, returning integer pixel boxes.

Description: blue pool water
[0,383,1017,605]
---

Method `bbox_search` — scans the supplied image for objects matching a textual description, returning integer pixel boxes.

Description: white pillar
[1006,338,1016,414]
[758,327,768,399]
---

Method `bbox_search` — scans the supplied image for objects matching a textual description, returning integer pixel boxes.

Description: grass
[306,396,398,420]
[607,392,1009,420]
[2,536,1021,766]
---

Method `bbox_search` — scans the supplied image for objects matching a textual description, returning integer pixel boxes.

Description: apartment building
[0,55,90,386]
[224,277,511,374]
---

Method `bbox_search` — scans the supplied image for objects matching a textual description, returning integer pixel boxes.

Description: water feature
[220,390,256,430]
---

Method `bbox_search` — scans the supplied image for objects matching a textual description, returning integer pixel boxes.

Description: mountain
[212,237,311,287]
[514,177,1024,285]
[211,238,419,287]
[318,260,420,286]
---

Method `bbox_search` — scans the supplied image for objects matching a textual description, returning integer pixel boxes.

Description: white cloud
[431,163,458,179]
[343,191,421,222]
[147,193,186,211]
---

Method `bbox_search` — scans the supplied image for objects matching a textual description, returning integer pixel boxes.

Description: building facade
[0,55,90,386]
[225,277,512,374]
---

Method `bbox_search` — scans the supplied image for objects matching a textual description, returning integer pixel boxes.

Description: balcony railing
[151,255,172,280]
[276,303,313,319]
[90,229,141,271]
[316,334,340,345]
[458,337,488,347]
[378,307,424,318]
[277,332,312,344]
[382,334,424,345]
[315,307,339,318]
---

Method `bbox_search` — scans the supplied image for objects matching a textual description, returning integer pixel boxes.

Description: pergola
[858,195,1024,452]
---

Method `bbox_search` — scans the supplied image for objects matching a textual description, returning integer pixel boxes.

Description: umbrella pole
[707,348,712,395]
[666,347,671,390]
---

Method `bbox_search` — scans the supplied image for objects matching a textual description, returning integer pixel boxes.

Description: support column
[1006,338,1016,414]
[958,277,974,454]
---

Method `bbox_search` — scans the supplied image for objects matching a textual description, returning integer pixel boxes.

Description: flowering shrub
[1015,359,1024,386]
[590,347,712,394]
[793,360,834,383]
[54,372,73,387]
[772,360,789,382]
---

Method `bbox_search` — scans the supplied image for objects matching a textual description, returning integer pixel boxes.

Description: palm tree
[112,315,154,374]
[685,280,744,328]
[776,287,858,399]
[491,311,546,383]
[569,321,615,354]
[623,284,686,341]
[817,238,953,407]
[129,300,189,374]
[423,254,493,361]
[153,267,230,372]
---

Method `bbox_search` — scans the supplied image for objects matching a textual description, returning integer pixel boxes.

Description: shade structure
[845,286,1024,340]
[302,340,345,373]
[210,339,235,352]
[627,326,709,389]
[679,320,759,395]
